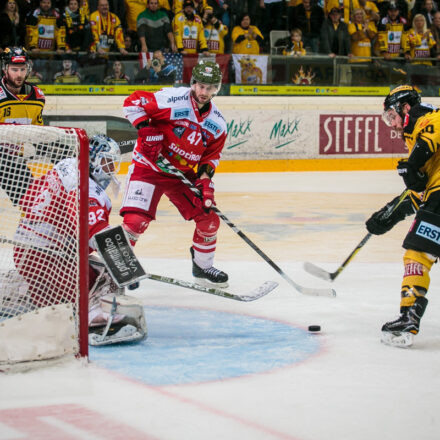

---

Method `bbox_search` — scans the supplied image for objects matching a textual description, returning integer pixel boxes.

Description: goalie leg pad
[89,294,147,346]
[89,255,124,308]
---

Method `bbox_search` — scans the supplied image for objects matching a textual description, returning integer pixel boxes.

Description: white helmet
[89,134,121,189]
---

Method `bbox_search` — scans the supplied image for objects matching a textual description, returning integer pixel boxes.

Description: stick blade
[297,285,337,298]
[303,262,333,281]
[239,281,279,302]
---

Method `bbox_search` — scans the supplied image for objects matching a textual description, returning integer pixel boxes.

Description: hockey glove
[138,126,165,163]
[397,159,428,192]
[194,177,215,212]
[366,194,413,235]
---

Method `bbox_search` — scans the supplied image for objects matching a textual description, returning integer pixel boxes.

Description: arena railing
[26,51,440,94]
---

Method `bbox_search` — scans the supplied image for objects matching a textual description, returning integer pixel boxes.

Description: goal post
[0,124,89,370]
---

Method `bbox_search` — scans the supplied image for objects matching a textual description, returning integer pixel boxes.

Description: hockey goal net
[0,124,89,370]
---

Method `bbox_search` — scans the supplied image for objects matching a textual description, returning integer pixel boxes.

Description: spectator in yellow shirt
[348,8,377,62]
[231,13,263,54]
[202,6,228,54]
[173,0,207,15]
[325,0,360,24]
[358,0,380,24]
[172,0,208,54]
[90,0,128,55]
[403,13,436,65]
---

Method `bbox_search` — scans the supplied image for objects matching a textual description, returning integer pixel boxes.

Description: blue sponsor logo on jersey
[203,118,221,135]
[416,221,440,244]
[167,95,188,104]
[172,108,190,119]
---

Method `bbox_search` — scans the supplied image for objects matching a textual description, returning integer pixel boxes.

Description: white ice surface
[1,170,439,440]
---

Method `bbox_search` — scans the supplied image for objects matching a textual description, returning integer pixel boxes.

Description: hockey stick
[0,234,72,258]
[155,156,336,298]
[146,273,278,302]
[99,296,117,342]
[90,257,277,301]
[303,189,411,282]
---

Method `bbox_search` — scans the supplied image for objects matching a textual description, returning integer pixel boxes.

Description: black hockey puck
[308,325,321,332]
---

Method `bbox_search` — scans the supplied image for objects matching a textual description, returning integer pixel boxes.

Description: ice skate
[381,296,428,348]
[191,247,229,288]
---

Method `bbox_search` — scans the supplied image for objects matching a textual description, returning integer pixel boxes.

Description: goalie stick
[147,274,278,302]
[0,234,74,259]
[155,156,336,298]
[90,250,278,301]
[304,189,411,282]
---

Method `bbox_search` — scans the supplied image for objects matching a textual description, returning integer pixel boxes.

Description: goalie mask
[382,85,421,127]
[89,135,121,189]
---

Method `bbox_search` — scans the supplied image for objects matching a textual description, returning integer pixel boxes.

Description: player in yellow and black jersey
[0,47,45,125]
[0,47,46,205]
[366,85,440,348]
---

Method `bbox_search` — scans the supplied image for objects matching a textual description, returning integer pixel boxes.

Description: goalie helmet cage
[0,124,89,370]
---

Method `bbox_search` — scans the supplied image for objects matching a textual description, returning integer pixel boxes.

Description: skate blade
[194,277,229,289]
[381,331,414,348]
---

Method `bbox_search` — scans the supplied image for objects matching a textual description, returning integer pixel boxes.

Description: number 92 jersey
[123,87,227,174]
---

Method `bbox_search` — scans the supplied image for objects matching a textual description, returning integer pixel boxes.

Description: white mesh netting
[0,125,85,366]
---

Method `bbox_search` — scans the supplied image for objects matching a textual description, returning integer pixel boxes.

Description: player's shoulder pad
[203,102,227,136]
[32,85,45,100]
[89,178,112,211]
[54,158,78,192]
[155,86,189,108]
[0,83,7,100]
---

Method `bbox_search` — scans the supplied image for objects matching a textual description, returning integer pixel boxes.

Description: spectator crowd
[1,0,440,84]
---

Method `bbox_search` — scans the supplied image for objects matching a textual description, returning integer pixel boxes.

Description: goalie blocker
[94,226,147,287]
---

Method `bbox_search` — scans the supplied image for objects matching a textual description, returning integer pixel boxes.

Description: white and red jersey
[15,158,111,252]
[123,87,227,174]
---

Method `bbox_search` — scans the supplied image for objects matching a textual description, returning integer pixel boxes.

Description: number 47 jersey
[123,87,228,174]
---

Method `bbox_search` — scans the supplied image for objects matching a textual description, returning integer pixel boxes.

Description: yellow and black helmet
[384,85,421,116]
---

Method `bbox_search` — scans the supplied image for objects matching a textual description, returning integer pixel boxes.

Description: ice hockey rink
[1,169,440,440]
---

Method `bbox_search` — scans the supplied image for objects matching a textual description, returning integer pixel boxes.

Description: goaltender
[366,85,440,348]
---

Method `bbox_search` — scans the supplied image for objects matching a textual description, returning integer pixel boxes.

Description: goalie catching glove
[194,177,215,212]
[138,126,165,163]
[366,193,415,235]
[397,159,428,192]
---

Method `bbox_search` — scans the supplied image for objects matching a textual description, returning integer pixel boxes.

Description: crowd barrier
[45,94,440,173]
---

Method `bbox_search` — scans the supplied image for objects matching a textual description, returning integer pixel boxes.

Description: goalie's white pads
[88,303,126,327]
[0,270,33,317]
[89,255,124,308]
[88,294,147,346]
